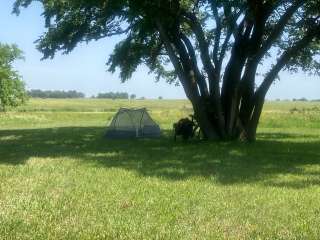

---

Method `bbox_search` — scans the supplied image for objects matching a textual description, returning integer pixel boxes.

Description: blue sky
[0,1,319,99]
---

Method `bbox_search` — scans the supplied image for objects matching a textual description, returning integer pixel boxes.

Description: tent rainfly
[105,108,161,138]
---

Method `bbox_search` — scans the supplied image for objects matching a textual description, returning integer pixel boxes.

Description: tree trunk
[189,75,266,142]
[192,98,220,140]
[155,17,270,142]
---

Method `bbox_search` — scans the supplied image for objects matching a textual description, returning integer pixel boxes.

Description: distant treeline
[94,92,129,99]
[293,98,320,102]
[274,98,320,102]
[28,89,85,98]
[27,90,136,99]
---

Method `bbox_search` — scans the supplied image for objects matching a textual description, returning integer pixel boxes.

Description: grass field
[0,99,320,239]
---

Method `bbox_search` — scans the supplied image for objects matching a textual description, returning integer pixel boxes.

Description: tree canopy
[14,0,320,140]
[0,43,27,111]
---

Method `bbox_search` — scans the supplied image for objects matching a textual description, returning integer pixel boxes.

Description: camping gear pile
[173,115,200,141]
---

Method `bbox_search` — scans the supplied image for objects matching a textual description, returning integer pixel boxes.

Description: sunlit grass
[0,99,319,239]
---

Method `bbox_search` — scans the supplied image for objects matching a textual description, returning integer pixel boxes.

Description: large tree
[0,43,27,111]
[14,0,320,140]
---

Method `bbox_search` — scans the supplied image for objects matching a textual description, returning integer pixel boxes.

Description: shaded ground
[1,127,319,189]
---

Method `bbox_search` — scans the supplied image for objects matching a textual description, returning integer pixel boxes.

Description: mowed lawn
[0,99,320,239]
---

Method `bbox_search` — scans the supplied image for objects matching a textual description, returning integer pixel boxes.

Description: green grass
[0,99,320,239]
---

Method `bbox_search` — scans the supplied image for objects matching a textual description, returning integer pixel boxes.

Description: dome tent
[105,108,161,138]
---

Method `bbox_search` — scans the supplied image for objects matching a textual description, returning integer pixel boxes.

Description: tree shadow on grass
[0,127,319,188]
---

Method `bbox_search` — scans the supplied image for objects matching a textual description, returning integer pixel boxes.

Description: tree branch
[180,34,209,97]
[182,11,219,97]
[256,27,319,97]
[155,19,199,100]
[256,0,304,60]
[217,8,244,74]
[211,0,222,67]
